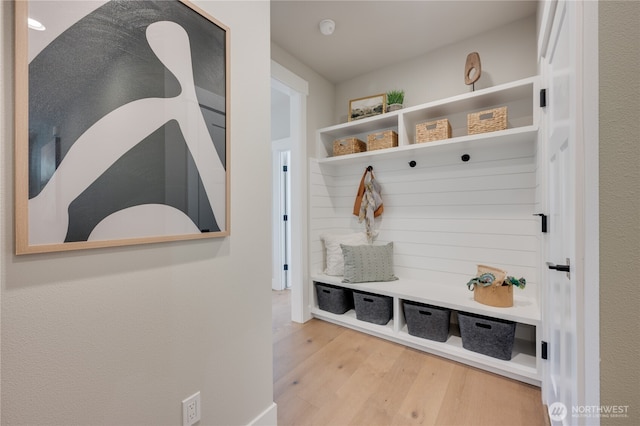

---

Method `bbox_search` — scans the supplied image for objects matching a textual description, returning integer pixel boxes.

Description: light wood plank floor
[273,290,548,426]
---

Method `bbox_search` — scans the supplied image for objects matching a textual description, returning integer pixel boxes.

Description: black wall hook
[366,165,373,171]
[461,154,470,162]
[409,161,417,168]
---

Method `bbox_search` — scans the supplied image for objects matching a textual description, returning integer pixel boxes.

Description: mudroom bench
[309,273,541,386]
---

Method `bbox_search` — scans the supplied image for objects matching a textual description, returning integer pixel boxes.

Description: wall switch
[182,392,201,426]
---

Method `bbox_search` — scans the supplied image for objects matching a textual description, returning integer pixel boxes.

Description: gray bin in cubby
[403,301,451,342]
[315,282,353,314]
[458,311,516,360]
[353,291,393,325]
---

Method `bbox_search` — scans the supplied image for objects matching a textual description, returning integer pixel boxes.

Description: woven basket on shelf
[333,137,366,156]
[367,130,398,151]
[416,119,452,143]
[467,106,507,135]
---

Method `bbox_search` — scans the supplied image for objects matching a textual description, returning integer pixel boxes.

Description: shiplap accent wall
[309,138,540,301]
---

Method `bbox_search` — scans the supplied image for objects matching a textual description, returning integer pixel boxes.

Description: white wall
[334,15,537,124]
[0,1,274,425]
[271,43,335,159]
[271,86,290,141]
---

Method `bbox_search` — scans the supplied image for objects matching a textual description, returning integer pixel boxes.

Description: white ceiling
[271,1,538,84]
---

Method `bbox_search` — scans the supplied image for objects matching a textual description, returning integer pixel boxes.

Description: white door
[541,1,583,423]
[273,148,291,290]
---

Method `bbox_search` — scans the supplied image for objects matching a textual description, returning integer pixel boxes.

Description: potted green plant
[386,89,405,112]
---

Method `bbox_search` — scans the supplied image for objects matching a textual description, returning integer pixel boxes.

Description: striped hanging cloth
[358,170,383,242]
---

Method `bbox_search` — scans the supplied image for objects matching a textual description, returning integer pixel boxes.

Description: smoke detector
[319,19,335,36]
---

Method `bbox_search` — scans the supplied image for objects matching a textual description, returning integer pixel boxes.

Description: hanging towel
[353,168,383,242]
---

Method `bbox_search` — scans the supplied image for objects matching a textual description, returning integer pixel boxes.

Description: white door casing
[271,61,310,322]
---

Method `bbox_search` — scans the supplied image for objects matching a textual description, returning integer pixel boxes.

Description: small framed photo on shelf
[348,93,386,122]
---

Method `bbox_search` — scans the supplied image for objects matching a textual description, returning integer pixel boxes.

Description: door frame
[579,1,600,410]
[271,61,309,323]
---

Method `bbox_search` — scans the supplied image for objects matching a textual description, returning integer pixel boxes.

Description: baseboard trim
[247,402,277,426]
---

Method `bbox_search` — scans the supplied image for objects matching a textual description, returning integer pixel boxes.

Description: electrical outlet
[182,392,201,426]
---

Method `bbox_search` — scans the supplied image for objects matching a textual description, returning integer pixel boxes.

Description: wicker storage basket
[333,137,366,156]
[467,106,507,135]
[367,130,398,151]
[472,264,512,308]
[416,119,452,143]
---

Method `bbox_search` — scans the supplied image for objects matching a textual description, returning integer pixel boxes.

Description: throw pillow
[320,232,368,276]
[341,242,398,283]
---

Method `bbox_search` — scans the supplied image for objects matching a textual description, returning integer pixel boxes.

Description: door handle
[547,258,571,279]
[548,264,570,272]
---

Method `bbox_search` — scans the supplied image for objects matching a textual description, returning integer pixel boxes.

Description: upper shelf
[316,76,540,162]
[316,125,538,167]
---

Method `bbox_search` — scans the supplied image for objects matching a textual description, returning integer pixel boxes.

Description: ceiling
[271,1,538,84]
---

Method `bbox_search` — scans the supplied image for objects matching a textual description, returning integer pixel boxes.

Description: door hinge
[283,264,289,271]
[533,213,548,233]
[282,165,288,172]
[541,341,548,360]
[540,88,547,108]
[283,214,288,221]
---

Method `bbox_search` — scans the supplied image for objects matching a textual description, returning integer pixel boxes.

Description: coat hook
[367,165,373,171]
[409,161,417,168]
[461,154,470,162]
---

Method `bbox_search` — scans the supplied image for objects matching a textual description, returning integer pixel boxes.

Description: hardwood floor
[272,290,548,426]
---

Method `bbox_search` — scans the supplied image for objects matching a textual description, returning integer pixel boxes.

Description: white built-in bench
[309,273,541,385]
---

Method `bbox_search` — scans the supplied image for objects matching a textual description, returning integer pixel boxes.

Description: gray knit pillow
[341,242,398,283]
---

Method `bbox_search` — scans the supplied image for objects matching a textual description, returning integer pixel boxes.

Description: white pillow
[320,232,368,276]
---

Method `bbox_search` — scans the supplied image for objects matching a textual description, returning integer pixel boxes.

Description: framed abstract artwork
[14,0,230,254]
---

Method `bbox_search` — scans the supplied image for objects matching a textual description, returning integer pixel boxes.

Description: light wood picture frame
[348,93,386,122]
[15,0,230,254]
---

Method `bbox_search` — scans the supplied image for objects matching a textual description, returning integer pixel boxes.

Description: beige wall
[334,15,537,124]
[0,1,274,425]
[599,1,640,424]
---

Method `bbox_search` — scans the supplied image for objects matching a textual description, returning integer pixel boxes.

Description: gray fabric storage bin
[403,301,451,342]
[458,311,516,360]
[315,282,353,314]
[353,291,393,325]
